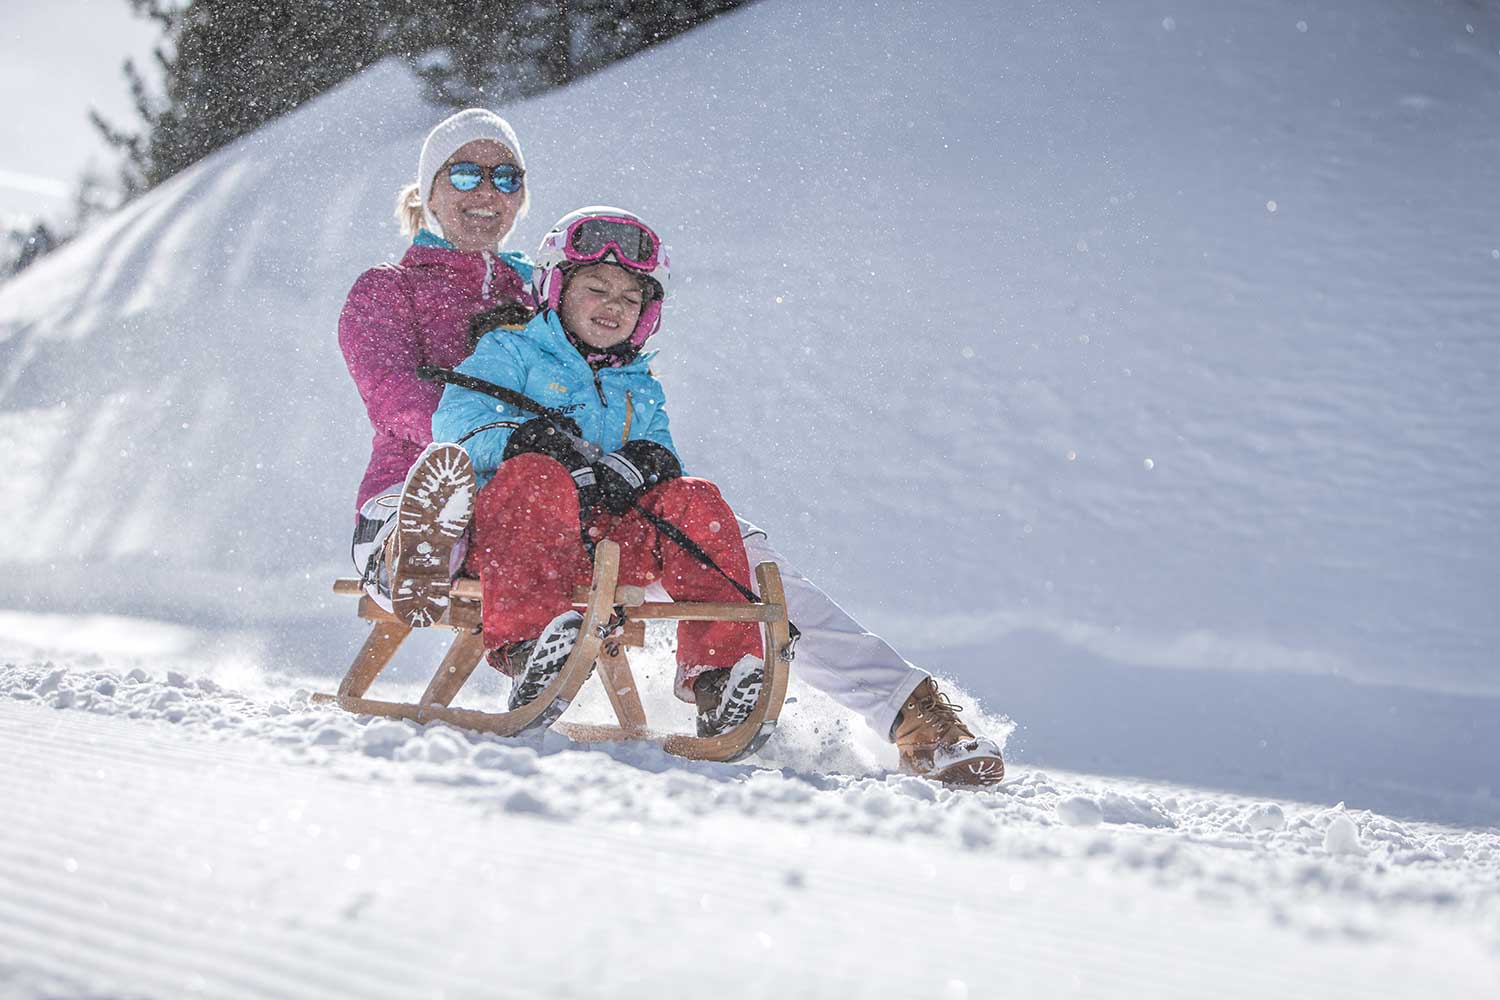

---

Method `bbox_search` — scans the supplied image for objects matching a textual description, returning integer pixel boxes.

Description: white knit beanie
[417,108,530,241]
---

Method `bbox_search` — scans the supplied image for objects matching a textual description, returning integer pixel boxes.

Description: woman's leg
[351,482,404,612]
[738,519,928,740]
[611,478,763,701]
[465,453,592,650]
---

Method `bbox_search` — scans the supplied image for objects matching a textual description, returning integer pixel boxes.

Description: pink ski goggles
[563,215,662,274]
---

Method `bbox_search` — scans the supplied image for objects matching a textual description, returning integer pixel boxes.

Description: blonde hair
[394,182,424,238]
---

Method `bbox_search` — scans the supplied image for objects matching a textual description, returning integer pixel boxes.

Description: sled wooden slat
[595,641,648,732]
[325,544,791,762]
[571,583,647,606]
[615,620,647,647]
[419,628,486,708]
[621,601,785,623]
[338,620,411,699]
[348,592,481,631]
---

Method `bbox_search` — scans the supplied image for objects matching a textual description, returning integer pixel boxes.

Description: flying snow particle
[1143,458,1155,470]
[1297,21,1308,33]
[1078,334,1091,345]
[1076,239,1089,253]
[1491,249,1499,260]
[1067,450,1078,461]
[63,857,79,873]
[1266,200,1279,213]
[775,296,784,304]
[1162,17,1176,32]
[1466,24,1475,34]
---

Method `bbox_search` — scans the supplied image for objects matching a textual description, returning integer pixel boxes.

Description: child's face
[559,263,645,350]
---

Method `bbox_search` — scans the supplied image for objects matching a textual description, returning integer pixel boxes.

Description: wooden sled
[316,539,793,762]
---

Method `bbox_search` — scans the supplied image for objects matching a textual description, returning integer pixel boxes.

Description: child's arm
[584,387,683,513]
[431,333,531,478]
[630,394,680,466]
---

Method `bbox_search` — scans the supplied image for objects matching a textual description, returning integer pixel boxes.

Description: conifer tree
[91,0,748,199]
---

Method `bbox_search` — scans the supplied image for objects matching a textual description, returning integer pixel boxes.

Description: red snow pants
[464,453,763,701]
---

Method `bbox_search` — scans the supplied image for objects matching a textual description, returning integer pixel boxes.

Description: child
[433,207,764,736]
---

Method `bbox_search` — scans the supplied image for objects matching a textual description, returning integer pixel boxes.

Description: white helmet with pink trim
[533,206,672,347]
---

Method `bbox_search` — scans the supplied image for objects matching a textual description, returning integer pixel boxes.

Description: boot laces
[911,685,975,744]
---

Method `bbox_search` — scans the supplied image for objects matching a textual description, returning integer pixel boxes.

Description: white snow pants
[736,519,929,740]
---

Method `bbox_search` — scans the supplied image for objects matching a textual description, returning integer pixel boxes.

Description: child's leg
[465,453,592,650]
[613,477,763,701]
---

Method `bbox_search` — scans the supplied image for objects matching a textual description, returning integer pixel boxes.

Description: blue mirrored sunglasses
[447,161,524,194]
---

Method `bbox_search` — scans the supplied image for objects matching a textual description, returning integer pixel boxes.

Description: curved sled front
[315,542,619,736]
[552,560,793,761]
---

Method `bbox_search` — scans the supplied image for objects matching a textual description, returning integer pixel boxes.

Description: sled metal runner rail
[318,540,792,762]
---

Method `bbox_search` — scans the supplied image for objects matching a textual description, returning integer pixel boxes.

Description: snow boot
[390,442,475,628]
[890,678,1005,786]
[693,654,764,737]
[498,610,584,712]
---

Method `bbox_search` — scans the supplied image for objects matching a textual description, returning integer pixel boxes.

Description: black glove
[584,441,682,515]
[502,416,587,468]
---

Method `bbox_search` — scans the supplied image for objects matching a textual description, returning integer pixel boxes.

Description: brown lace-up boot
[890,678,1005,786]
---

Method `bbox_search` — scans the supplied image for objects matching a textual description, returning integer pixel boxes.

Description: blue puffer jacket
[432,309,679,484]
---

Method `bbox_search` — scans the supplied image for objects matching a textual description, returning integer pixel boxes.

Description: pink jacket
[339,239,531,508]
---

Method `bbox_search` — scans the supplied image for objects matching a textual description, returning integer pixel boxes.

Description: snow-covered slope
[3,3,1500,993]
[1,2,1498,818]
[4,660,1498,998]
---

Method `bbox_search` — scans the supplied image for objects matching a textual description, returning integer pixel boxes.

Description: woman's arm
[338,267,441,447]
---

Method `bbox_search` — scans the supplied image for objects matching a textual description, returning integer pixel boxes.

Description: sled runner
[318,539,793,762]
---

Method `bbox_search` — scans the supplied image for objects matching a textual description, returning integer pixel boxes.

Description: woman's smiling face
[426,139,523,251]
[558,263,646,349]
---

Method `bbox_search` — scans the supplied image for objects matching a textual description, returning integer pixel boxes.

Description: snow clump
[1324,813,1366,856]
[1057,796,1104,827]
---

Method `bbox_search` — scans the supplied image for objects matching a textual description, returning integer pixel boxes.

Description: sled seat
[317,540,792,762]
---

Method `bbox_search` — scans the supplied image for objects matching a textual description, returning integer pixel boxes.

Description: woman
[337,109,1005,785]
[339,108,533,627]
